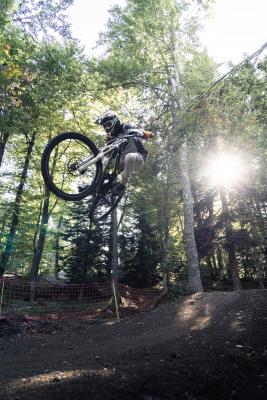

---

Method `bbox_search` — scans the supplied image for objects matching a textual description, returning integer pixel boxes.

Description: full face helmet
[95,111,121,136]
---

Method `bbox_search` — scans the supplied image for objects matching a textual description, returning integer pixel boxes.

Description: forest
[0,0,266,295]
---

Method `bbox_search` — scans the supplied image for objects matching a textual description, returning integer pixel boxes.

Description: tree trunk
[246,198,266,262]
[207,254,216,281]
[180,140,203,293]
[252,249,265,289]
[33,198,44,255]
[210,251,219,279]
[30,185,51,300]
[0,132,36,276]
[219,187,242,291]
[0,131,9,168]
[255,263,265,289]
[0,218,7,247]
[31,185,51,283]
[216,247,224,276]
[30,137,58,291]
[159,161,172,292]
[167,25,202,293]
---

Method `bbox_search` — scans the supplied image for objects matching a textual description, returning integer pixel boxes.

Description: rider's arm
[125,126,154,140]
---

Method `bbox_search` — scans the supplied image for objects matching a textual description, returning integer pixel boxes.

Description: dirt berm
[0,289,266,400]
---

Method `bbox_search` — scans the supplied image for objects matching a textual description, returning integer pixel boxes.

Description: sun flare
[204,153,244,187]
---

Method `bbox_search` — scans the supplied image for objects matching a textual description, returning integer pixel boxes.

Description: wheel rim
[46,138,98,197]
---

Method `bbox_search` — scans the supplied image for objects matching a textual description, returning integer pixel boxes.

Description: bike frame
[77,134,137,174]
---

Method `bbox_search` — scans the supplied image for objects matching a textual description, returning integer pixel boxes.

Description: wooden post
[0,278,5,315]
[112,278,120,322]
[110,205,120,322]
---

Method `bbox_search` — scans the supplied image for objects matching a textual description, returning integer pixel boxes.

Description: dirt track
[0,289,267,400]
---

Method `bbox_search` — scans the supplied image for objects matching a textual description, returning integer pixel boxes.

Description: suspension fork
[113,146,122,176]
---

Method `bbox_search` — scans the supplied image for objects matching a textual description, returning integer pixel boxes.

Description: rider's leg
[79,156,110,193]
[120,153,144,184]
[112,153,144,196]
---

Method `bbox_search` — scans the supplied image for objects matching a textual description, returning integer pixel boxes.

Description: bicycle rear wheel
[41,132,102,201]
[89,186,123,222]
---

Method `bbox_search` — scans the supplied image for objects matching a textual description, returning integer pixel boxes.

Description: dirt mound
[0,289,266,400]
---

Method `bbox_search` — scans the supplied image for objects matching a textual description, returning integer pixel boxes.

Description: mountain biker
[95,111,154,195]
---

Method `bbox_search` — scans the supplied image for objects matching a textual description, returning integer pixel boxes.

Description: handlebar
[101,132,149,154]
[107,133,143,142]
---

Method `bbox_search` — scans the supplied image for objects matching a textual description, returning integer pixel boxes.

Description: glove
[143,130,154,139]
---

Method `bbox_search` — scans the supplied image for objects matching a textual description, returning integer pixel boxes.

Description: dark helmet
[95,111,121,136]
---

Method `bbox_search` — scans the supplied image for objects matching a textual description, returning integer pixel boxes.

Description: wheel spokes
[48,138,97,195]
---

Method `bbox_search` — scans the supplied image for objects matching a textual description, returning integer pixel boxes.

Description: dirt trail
[0,289,266,400]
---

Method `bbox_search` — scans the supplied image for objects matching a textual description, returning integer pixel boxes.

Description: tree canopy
[0,0,266,292]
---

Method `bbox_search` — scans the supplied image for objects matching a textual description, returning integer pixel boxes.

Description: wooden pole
[112,278,120,323]
[111,205,120,322]
[0,278,5,316]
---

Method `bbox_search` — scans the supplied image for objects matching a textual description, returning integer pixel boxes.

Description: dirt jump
[0,289,266,400]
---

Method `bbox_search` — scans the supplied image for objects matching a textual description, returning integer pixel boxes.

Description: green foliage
[0,0,266,292]
[60,200,110,283]
[4,0,73,39]
[119,198,161,288]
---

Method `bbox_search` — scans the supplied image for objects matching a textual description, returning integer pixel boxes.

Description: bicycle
[41,131,142,221]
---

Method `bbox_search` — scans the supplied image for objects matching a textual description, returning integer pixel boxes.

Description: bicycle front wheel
[41,132,102,201]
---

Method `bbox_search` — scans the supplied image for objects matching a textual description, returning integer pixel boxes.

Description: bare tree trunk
[31,185,51,283]
[255,263,265,289]
[244,199,265,287]
[216,247,224,276]
[219,187,242,291]
[30,138,58,292]
[252,249,265,289]
[32,198,44,255]
[0,218,7,247]
[159,161,172,292]
[167,23,202,294]
[207,254,216,281]
[180,141,203,293]
[210,251,219,279]
[0,131,9,168]
[0,132,36,276]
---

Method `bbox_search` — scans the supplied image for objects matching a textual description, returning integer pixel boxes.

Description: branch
[48,197,59,216]
[71,108,85,133]
[186,42,267,110]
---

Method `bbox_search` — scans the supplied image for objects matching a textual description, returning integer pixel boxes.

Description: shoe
[112,182,126,196]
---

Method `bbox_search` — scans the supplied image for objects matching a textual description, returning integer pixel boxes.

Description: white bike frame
[78,135,134,174]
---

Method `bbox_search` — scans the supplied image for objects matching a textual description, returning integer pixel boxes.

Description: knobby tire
[41,132,102,201]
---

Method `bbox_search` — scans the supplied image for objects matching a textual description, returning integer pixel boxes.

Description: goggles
[103,120,114,130]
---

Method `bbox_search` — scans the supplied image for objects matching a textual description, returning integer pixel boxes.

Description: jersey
[120,123,148,160]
